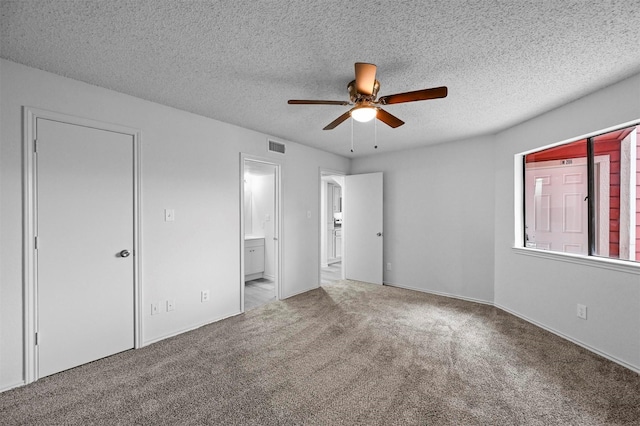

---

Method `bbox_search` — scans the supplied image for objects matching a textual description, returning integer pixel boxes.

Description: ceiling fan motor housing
[348,79,380,103]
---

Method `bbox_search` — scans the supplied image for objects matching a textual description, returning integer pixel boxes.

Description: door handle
[119,249,131,258]
[376,232,382,237]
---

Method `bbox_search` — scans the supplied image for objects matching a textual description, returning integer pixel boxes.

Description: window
[523,124,639,262]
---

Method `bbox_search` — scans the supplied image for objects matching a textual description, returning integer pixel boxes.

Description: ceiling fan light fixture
[350,106,377,123]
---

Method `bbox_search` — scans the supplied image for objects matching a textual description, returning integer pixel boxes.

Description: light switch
[167,300,175,312]
[307,210,312,219]
[151,302,160,315]
[164,209,175,222]
[265,214,270,222]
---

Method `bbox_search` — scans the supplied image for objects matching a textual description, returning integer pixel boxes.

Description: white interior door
[344,172,383,284]
[36,118,135,378]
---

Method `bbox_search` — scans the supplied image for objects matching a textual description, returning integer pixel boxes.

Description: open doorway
[320,171,344,285]
[242,157,281,310]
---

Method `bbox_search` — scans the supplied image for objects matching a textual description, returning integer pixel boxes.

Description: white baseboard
[384,281,493,306]
[282,285,319,300]
[495,303,640,374]
[6,281,637,393]
[263,273,275,281]
[244,272,263,281]
[385,281,639,374]
[142,310,242,347]
[0,380,26,394]
[2,312,245,393]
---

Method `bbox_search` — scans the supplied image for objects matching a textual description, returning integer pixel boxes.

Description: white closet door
[36,118,134,378]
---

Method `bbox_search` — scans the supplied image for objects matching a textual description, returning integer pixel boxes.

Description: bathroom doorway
[241,156,281,311]
[320,171,344,285]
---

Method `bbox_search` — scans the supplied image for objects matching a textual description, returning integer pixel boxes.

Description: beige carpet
[1,280,639,425]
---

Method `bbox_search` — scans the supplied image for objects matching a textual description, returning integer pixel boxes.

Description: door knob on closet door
[376,232,382,237]
[119,249,131,258]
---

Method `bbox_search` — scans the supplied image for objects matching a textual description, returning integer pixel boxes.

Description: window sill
[512,247,640,275]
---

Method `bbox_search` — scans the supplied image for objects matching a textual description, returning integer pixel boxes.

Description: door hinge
[35,332,38,345]
[34,139,37,152]
[34,236,38,250]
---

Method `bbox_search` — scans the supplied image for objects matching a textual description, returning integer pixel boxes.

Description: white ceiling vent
[268,139,286,154]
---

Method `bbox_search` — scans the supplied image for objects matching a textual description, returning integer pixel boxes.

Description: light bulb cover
[350,106,377,123]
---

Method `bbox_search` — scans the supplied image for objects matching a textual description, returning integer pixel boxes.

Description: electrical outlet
[201,290,210,302]
[164,209,175,222]
[386,262,392,271]
[151,302,160,315]
[167,300,175,312]
[577,304,587,320]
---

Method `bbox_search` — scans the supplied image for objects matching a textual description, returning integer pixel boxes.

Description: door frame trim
[318,169,346,286]
[239,154,283,310]
[22,107,142,384]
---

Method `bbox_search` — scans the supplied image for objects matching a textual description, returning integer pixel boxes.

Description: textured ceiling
[1,1,639,158]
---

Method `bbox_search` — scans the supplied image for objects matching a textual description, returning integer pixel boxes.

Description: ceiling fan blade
[378,86,448,105]
[288,99,350,105]
[376,108,405,128]
[354,63,377,95]
[323,111,352,130]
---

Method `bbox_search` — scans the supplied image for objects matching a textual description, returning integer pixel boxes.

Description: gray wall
[493,73,640,371]
[351,136,496,303]
[0,59,350,390]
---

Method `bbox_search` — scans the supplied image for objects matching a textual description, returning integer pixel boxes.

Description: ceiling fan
[288,63,448,130]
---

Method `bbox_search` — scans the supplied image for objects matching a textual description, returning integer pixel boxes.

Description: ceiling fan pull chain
[350,117,354,153]
[374,117,378,149]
